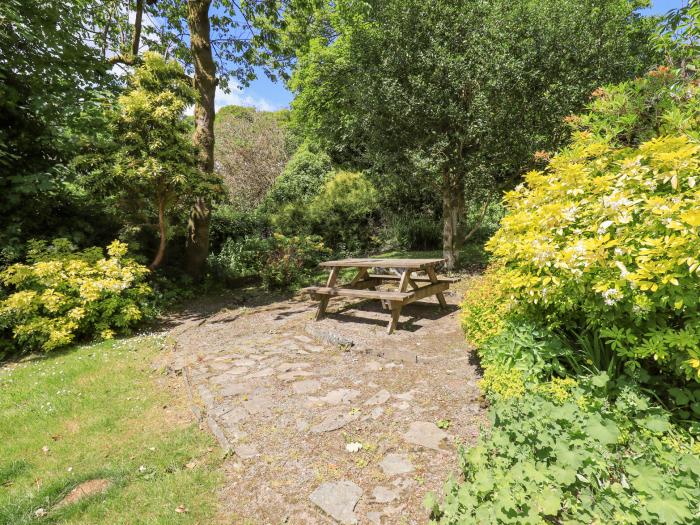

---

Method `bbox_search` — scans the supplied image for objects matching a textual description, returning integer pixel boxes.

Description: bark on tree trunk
[150,194,167,270]
[131,0,144,57]
[441,169,463,270]
[186,0,216,281]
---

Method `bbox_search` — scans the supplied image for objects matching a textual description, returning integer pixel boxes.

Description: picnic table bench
[302,258,458,334]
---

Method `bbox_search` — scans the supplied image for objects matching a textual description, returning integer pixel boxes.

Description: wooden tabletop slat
[318,258,445,269]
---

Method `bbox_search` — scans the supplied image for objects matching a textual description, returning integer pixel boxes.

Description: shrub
[429,376,700,524]
[0,239,152,354]
[263,142,332,210]
[487,66,700,382]
[305,170,380,251]
[460,270,509,347]
[272,170,380,252]
[384,214,442,251]
[479,321,570,383]
[259,234,332,290]
[208,233,330,290]
[209,204,269,253]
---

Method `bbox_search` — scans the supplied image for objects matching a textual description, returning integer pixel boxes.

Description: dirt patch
[167,276,486,524]
[55,479,111,509]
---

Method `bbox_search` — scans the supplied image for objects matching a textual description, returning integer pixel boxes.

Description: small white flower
[345,442,363,453]
[597,220,614,234]
[601,288,623,306]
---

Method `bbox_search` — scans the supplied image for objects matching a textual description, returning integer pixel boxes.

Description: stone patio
[167,279,486,524]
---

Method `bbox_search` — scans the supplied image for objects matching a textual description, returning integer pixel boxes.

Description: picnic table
[302,258,458,334]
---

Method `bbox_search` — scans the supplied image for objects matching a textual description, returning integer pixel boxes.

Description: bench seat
[301,286,412,301]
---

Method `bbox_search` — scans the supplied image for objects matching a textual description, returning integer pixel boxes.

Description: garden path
[166,279,486,524]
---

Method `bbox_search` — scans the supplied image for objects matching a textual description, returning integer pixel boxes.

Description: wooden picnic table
[302,258,457,334]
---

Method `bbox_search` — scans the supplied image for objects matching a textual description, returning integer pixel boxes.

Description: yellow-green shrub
[488,66,700,381]
[0,240,152,353]
[460,270,509,347]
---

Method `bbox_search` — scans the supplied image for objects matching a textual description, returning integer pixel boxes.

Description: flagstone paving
[167,280,486,524]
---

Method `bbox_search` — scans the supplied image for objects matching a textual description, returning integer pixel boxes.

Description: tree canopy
[288,0,659,266]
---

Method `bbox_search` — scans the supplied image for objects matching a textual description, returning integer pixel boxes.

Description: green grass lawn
[0,336,224,525]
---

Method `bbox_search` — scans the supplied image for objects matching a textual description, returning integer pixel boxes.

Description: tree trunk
[149,194,167,270]
[186,0,216,281]
[441,169,463,270]
[131,0,144,57]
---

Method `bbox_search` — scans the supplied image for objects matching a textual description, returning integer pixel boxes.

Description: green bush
[480,321,570,383]
[208,233,331,290]
[272,170,380,252]
[429,376,700,524]
[384,214,441,251]
[0,239,152,354]
[209,204,269,253]
[488,66,700,382]
[263,142,332,210]
[305,170,380,251]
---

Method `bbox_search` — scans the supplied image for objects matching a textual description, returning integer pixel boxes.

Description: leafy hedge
[0,239,151,354]
[271,170,380,253]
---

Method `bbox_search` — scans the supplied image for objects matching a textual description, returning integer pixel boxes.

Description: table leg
[315,266,339,321]
[386,270,411,334]
[387,301,402,334]
[392,268,418,290]
[426,266,448,309]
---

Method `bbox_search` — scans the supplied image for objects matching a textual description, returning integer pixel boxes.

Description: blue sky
[227,0,687,113]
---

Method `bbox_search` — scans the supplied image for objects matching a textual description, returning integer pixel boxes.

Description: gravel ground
[166,277,487,525]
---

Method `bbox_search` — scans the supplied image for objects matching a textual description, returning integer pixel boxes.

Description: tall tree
[111,53,203,269]
[215,106,291,209]
[288,0,658,268]
[101,0,293,279]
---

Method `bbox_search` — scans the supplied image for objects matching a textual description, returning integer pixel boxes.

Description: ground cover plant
[0,336,223,524]
[431,58,700,524]
[429,376,700,524]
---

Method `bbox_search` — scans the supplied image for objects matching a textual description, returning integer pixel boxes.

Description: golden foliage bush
[0,240,151,353]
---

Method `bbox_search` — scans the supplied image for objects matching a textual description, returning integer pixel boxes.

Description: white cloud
[214,85,278,112]
[185,85,279,116]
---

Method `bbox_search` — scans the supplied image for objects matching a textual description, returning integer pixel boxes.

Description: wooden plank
[349,267,369,286]
[307,287,412,301]
[387,303,402,334]
[319,258,445,269]
[386,270,410,334]
[402,281,449,305]
[315,266,339,320]
[397,269,410,293]
[426,267,448,309]
[368,274,459,283]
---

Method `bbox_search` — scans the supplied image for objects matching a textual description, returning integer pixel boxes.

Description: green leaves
[639,414,671,433]
[434,385,700,524]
